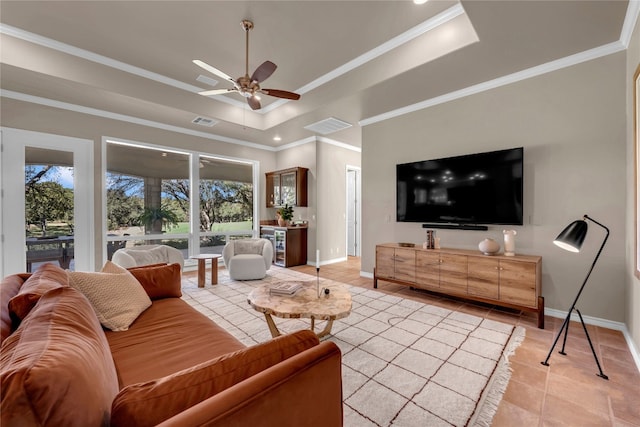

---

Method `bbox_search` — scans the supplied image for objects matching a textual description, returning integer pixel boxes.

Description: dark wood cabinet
[262,226,307,267]
[266,167,308,207]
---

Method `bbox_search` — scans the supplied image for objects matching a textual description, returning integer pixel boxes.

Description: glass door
[274,229,286,266]
[1,128,93,277]
[25,147,75,272]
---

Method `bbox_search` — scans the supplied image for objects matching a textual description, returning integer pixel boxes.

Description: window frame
[101,137,259,265]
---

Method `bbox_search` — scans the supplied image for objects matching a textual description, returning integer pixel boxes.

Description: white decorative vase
[503,229,517,256]
[478,238,500,255]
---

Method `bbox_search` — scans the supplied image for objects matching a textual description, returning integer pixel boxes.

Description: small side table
[190,254,222,288]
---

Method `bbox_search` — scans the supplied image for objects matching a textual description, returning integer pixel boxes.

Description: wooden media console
[374,243,544,328]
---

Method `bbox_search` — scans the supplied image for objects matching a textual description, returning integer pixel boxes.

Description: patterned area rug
[181,266,525,427]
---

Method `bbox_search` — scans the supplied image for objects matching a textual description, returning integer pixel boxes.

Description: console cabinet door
[499,260,537,307]
[394,248,416,282]
[439,254,467,294]
[467,257,499,299]
[376,246,395,279]
[416,251,440,288]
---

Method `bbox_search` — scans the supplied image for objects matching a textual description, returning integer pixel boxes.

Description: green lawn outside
[165,221,253,234]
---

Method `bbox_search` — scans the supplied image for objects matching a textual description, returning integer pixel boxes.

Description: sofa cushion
[7,263,68,322]
[68,261,151,331]
[1,274,31,345]
[127,263,182,300]
[234,239,264,255]
[110,330,320,427]
[105,298,246,387]
[0,286,119,427]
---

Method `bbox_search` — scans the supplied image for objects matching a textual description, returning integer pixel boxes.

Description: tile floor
[288,257,640,427]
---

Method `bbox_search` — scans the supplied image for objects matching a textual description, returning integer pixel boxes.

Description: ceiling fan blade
[198,88,237,96]
[250,61,277,83]
[193,59,236,84]
[247,96,261,110]
[260,89,301,100]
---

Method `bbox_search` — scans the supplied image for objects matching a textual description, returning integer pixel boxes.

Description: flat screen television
[396,147,523,225]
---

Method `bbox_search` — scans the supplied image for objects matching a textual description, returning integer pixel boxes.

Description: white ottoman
[227,254,267,280]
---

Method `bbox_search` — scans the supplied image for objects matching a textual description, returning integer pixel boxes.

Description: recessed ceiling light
[273,135,282,141]
[413,0,428,4]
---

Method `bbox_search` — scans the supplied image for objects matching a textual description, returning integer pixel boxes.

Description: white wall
[316,142,361,264]
[625,14,640,359]
[362,52,627,322]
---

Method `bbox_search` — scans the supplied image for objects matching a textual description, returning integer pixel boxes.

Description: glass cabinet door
[280,172,296,206]
[273,174,281,206]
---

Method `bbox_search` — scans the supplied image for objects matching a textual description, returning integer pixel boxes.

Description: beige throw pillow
[68,261,152,331]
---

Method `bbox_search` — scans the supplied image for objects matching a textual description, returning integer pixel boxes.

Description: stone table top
[247,280,352,321]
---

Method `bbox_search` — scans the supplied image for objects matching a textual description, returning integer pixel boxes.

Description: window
[105,142,191,259]
[104,139,256,262]
[25,148,75,272]
[198,155,254,253]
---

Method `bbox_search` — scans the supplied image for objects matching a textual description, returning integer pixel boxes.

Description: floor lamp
[541,214,609,380]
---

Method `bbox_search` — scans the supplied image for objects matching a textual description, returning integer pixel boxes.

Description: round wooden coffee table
[247,281,352,338]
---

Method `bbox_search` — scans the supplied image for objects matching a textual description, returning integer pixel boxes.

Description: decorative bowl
[478,238,500,255]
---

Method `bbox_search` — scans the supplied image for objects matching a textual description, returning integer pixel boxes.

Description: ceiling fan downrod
[242,20,253,78]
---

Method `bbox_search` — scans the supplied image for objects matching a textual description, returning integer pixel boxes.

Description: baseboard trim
[544,308,640,374]
[307,256,348,267]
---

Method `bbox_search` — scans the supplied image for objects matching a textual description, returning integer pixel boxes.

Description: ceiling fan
[193,20,301,110]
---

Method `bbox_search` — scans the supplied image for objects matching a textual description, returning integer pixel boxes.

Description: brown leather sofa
[0,263,343,426]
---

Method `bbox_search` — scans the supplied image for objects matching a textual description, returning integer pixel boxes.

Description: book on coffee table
[270,282,303,295]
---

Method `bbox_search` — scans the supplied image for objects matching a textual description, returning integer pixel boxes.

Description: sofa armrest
[261,239,273,270]
[222,241,234,267]
[156,341,343,427]
[162,246,185,270]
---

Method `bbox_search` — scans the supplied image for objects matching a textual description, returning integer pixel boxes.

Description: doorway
[346,166,361,257]
[1,128,94,277]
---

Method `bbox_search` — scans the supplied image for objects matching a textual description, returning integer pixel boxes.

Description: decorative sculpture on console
[503,229,517,256]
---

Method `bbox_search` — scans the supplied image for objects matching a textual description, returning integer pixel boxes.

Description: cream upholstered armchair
[222,238,273,280]
[111,244,184,270]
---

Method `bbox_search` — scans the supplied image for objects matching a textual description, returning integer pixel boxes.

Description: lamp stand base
[541,308,608,380]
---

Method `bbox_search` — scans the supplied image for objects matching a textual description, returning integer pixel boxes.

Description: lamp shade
[553,219,588,252]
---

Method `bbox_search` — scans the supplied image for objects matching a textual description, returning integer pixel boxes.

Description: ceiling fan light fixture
[193,19,300,110]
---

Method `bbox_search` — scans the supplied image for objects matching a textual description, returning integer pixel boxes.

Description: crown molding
[360,40,626,127]
[0,23,206,95]
[1,4,464,118]
[0,89,275,151]
[620,0,640,48]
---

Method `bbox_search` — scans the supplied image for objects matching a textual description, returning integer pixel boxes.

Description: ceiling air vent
[304,117,352,135]
[196,74,219,88]
[192,116,218,127]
